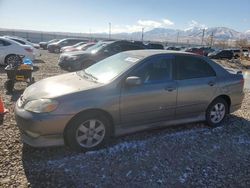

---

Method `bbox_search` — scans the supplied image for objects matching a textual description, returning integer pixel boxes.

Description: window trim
[126,54,175,85]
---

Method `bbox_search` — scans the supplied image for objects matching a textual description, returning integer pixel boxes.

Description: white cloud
[185,20,207,31]
[138,20,163,28]
[108,18,174,33]
[162,19,174,26]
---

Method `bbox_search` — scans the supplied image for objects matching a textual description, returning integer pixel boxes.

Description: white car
[3,36,41,58]
[242,49,249,57]
[0,37,35,65]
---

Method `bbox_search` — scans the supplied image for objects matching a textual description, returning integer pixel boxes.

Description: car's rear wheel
[206,98,228,127]
[65,113,111,151]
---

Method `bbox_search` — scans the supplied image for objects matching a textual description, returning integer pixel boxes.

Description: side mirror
[125,76,142,86]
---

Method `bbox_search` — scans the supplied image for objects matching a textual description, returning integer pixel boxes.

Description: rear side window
[120,44,144,51]
[176,56,216,80]
[12,39,26,45]
[0,40,5,46]
[0,40,11,46]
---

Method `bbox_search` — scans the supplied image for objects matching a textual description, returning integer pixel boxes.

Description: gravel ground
[0,50,250,187]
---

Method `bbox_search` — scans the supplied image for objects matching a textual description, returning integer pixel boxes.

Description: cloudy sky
[0,0,249,33]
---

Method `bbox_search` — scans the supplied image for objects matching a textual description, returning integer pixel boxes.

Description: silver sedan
[15,50,245,151]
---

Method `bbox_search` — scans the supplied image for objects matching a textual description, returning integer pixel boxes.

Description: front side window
[130,55,173,84]
[176,56,216,80]
[120,44,144,51]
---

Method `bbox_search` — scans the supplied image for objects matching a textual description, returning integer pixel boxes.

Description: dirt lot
[0,50,250,187]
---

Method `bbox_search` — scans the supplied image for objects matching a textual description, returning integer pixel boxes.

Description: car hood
[22,72,103,100]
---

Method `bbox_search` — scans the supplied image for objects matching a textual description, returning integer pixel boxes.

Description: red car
[185,48,204,56]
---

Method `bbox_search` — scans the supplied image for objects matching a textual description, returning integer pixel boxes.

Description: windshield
[78,53,141,84]
[85,41,111,53]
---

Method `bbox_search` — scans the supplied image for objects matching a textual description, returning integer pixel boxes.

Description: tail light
[240,78,244,85]
[25,48,33,53]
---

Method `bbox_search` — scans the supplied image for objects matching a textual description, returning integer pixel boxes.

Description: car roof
[122,49,196,58]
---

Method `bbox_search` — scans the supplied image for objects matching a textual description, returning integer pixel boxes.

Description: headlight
[24,99,58,113]
[66,56,79,61]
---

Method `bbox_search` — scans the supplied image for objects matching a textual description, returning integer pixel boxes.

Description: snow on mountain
[111,26,249,41]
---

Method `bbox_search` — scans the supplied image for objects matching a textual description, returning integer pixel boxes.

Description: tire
[4,80,14,93]
[65,112,111,151]
[54,47,60,53]
[206,98,228,127]
[5,55,21,65]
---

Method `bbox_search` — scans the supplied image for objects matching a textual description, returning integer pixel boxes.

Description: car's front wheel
[65,112,111,151]
[54,47,60,53]
[5,54,22,65]
[206,98,228,127]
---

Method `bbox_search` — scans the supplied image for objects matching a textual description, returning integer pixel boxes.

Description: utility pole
[210,32,214,47]
[109,22,111,40]
[176,32,179,44]
[201,28,205,46]
[141,28,144,42]
[89,28,92,41]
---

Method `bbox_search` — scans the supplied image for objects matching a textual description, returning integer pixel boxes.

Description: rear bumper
[230,91,245,113]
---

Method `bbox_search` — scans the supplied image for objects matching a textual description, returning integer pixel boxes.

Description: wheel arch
[211,94,231,112]
[63,108,115,144]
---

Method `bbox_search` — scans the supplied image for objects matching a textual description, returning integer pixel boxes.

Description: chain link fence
[0,30,94,43]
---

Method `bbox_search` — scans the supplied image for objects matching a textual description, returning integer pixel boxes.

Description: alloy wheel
[210,103,226,124]
[75,119,106,148]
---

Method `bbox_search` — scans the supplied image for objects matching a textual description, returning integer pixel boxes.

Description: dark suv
[58,40,146,71]
[48,38,88,53]
[208,50,233,59]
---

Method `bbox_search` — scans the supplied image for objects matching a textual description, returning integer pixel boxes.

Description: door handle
[165,87,176,92]
[208,81,215,86]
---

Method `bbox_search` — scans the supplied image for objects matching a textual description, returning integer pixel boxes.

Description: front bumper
[15,102,73,147]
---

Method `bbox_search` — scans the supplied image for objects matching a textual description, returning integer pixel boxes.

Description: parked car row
[58,40,166,71]
[165,46,250,60]
[0,37,36,65]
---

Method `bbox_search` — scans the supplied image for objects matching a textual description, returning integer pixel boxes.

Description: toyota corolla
[15,50,244,151]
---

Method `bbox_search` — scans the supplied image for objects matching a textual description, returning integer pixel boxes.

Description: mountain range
[1,26,249,44]
[108,27,250,43]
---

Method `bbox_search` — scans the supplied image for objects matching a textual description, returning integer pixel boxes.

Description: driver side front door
[120,54,177,125]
